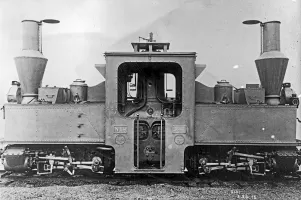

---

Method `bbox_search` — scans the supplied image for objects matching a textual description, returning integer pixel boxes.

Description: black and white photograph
[0,0,300,199]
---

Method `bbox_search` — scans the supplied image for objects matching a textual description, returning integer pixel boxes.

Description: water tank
[70,79,88,102]
[214,80,233,104]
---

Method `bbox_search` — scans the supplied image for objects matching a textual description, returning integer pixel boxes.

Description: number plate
[172,125,187,134]
[113,126,128,134]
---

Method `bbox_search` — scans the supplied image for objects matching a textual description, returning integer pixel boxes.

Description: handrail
[160,114,163,169]
[136,114,140,168]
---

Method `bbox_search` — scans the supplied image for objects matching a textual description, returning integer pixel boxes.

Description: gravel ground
[0,175,301,200]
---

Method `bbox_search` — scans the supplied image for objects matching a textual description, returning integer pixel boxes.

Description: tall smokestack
[255,21,289,105]
[14,20,48,104]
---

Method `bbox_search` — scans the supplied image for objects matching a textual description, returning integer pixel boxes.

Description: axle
[197,147,301,176]
[1,145,115,176]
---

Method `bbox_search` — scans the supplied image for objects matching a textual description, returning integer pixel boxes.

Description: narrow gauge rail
[1,172,301,189]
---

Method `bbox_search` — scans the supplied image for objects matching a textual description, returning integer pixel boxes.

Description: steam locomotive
[1,19,300,177]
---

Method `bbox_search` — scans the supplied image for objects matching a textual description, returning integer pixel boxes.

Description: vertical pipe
[298,44,301,140]
[262,21,281,52]
[1,106,5,119]
[160,114,163,169]
[39,23,43,54]
[134,44,138,52]
[22,20,40,51]
[136,114,139,168]
[165,73,167,93]
[260,23,263,55]
[172,102,175,117]
[149,32,153,42]
[163,45,167,52]
[121,75,127,112]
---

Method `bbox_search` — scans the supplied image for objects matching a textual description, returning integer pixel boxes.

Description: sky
[0,0,300,138]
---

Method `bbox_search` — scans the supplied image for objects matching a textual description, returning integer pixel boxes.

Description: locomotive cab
[103,34,198,172]
[117,62,182,118]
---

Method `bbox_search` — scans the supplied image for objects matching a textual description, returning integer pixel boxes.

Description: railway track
[0,171,300,188]
[2,172,301,200]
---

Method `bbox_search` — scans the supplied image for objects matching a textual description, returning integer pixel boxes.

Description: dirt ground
[0,174,301,200]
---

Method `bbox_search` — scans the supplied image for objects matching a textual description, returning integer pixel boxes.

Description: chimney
[255,21,289,105]
[14,20,48,104]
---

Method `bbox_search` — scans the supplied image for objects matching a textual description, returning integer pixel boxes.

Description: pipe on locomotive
[14,19,59,104]
[243,20,289,105]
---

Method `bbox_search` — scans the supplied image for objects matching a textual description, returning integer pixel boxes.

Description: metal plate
[42,19,60,24]
[4,104,105,142]
[195,104,296,144]
[174,135,185,145]
[115,135,126,145]
[242,20,261,25]
[172,125,187,134]
[113,126,128,134]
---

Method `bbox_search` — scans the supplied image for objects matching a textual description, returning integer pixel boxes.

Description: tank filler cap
[74,79,85,83]
[217,80,229,83]
[70,79,87,86]
[215,80,233,89]
[216,80,231,85]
